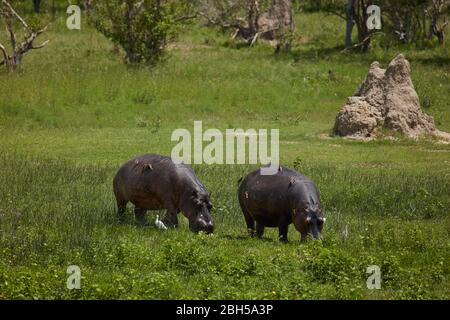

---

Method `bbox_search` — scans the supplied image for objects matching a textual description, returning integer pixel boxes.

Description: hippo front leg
[162,210,179,229]
[300,233,307,242]
[278,224,289,243]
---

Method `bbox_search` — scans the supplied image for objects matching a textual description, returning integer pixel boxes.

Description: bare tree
[428,0,449,45]
[199,0,262,41]
[0,0,50,72]
[345,0,374,51]
[200,0,295,52]
[81,0,94,10]
[312,0,375,51]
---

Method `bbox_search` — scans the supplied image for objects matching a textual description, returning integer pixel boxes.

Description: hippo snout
[190,218,214,234]
[301,230,323,241]
[199,219,215,234]
[311,232,323,241]
[204,221,214,233]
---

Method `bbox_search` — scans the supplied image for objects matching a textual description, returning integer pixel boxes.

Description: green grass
[0,11,449,299]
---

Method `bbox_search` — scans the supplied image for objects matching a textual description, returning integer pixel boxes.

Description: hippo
[113,154,214,233]
[238,166,325,242]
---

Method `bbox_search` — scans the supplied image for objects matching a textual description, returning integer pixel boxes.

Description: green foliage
[89,0,190,64]
[296,0,450,49]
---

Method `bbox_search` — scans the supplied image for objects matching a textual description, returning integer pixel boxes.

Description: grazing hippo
[113,154,214,233]
[238,166,325,242]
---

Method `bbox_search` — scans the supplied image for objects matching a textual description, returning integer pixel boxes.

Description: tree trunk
[404,10,411,42]
[33,0,42,13]
[422,9,427,40]
[355,0,371,52]
[345,0,355,48]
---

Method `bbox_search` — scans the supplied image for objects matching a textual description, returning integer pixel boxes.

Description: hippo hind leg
[256,222,265,238]
[116,198,128,223]
[242,210,256,237]
[134,207,148,226]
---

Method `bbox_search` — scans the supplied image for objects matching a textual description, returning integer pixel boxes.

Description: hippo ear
[191,189,199,199]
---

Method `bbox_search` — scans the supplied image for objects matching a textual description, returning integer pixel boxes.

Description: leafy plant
[90,0,194,64]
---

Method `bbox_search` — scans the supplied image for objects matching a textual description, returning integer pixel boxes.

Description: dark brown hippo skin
[238,166,325,242]
[113,154,214,233]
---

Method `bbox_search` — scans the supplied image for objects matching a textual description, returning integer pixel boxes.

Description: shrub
[90,0,192,64]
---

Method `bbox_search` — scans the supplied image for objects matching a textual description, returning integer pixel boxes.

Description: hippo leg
[243,211,255,236]
[300,233,307,242]
[116,199,128,222]
[134,207,148,226]
[256,223,265,238]
[162,210,179,229]
[278,224,289,243]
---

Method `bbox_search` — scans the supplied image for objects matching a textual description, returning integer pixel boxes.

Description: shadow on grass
[220,234,275,243]
[268,44,380,65]
[412,56,450,67]
[220,40,253,50]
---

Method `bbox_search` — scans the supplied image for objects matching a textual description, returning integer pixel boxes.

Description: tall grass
[0,151,448,299]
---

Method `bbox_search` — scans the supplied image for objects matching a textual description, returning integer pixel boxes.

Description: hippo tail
[237,177,243,185]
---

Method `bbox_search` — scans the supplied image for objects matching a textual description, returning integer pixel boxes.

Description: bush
[90,0,191,64]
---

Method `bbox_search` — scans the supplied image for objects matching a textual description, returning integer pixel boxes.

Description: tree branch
[0,0,50,71]
[31,39,50,50]
[0,42,8,65]
[1,0,30,30]
[5,13,17,52]
[174,12,199,23]
[325,11,347,21]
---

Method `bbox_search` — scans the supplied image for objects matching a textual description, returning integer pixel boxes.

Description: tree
[314,0,375,51]
[0,0,50,72]
[304,0,449,50]
[199,0,295,52]
[199,0,265,40]
[428,0,449,45]
[90,0,195,64]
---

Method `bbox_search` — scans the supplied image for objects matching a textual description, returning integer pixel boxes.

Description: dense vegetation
[0,4,449,299]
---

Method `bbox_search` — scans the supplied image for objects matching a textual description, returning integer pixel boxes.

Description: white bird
[342,224,349,240]
[155,215,167,230]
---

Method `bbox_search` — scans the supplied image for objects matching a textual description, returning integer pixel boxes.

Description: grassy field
[0,11,449,299]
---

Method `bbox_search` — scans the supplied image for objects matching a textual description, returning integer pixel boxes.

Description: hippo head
[183,189,214,234]
[292,205,325,241]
